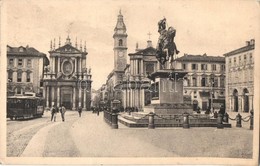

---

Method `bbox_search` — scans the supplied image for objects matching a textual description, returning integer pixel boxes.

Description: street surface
[7,111,253,158]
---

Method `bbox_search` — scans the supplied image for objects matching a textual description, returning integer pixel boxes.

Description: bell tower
[113,10,127,71]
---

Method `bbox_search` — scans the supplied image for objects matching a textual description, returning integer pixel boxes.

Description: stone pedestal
[144,69,193,115]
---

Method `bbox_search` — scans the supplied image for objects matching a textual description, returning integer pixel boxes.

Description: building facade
[121,40,157,110]
[175,54,226,111]
[7,45,48,96]
[224,39,254,113]
[42,36,92,110]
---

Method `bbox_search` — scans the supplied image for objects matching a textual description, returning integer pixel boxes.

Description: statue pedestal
[144,69,193,115]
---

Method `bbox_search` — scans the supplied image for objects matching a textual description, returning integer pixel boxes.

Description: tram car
[7,93,45,120]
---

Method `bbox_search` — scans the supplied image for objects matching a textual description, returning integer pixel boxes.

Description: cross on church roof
[147,32,152,39]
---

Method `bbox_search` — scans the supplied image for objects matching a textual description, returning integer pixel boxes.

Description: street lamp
[210,74,215,113]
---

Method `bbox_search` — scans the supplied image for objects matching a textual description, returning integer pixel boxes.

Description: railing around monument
[118,111,254,129]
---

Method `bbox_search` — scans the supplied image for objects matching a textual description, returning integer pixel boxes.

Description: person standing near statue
[78,105,82,117]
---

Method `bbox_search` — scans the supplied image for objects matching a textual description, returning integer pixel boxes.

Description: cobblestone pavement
[8,111,253,158]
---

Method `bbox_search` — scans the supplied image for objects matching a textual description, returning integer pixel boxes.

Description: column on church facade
[124,90,127,108]
[130,88,132,107]
[74,58,77,74]
[137,89,140,108]
[46,86,49,109]
[79,88,82,107]
[52,87,55,106]
[43,86,46,100]
[140,60,144,75]
[58,57,60,73]
[133,59,136,75]
[79,58,82,74]
[133,89,136,107]
[52,57,55,73]
[130,60,133,75]
[141,89,145,110]
[83,90,87,111]
[57,86,60,107]
[72,87,76,110]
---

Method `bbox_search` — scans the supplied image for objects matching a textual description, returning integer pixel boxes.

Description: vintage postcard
[0,0,259,165]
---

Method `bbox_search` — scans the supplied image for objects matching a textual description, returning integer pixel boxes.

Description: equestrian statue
[156,18,179,69]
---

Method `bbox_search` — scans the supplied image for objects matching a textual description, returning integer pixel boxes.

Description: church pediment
[132,47,157,56]
[53,44,82,53]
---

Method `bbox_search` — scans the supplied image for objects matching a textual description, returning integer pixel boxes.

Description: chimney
[250,39,255,45]
[147,40,152,48]
[246,41,250,46]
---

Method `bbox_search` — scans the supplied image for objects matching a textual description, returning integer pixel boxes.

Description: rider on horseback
[156,18,179,67]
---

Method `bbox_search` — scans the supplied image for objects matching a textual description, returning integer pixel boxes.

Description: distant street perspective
[5,0,257,162]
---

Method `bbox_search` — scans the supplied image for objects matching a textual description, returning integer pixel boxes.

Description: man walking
[51,105,57,122]
[78,105,82,117]
[60,105,66,122]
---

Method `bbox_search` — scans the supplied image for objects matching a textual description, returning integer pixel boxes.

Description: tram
[7,93,45,120]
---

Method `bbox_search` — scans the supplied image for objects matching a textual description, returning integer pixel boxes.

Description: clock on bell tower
[113,10,127,71]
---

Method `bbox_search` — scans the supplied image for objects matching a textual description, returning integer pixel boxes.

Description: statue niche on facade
[156,18,179,69]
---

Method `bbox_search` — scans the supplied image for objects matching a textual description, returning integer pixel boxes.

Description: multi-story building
[42,36,92,110]
[224,39,254,113]
[7,45,48,96]
[175,54,226,111]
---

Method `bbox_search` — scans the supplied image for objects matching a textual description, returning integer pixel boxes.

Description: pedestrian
[197,106,201,114]
[51,105,58,122]
[50,105,56,122]
[97,107,99,116]
[219,104,225,116]
[78,105,82,117]
[60,105,66,122]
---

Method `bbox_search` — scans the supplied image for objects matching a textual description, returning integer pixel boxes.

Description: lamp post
[210,74,215,113]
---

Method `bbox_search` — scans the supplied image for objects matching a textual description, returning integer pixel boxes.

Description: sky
[3,0,259,90]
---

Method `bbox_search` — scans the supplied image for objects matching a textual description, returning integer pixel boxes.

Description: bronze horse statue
[156,18,179,68]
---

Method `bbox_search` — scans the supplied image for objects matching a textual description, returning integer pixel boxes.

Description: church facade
[42,36,92,111]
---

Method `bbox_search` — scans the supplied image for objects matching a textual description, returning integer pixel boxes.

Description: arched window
[201,76,206,87]
[233,89,238,112]
[17,71,22,82]
[26,72,31,82]
[220,75,225,87]
[119,39,123,46]
[16,87,22,94]
[192,77,197,87]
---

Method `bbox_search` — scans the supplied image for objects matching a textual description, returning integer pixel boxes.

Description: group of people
[50,105,66,122]
[194,105,226,117]
[50,105,84,122]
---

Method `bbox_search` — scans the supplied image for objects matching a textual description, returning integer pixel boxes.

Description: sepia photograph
[0,0,259,165]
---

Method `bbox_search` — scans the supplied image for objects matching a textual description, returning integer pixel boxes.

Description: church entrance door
[61,87,73,110]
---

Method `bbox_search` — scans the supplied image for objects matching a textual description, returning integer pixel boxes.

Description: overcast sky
[4,0,259,90]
